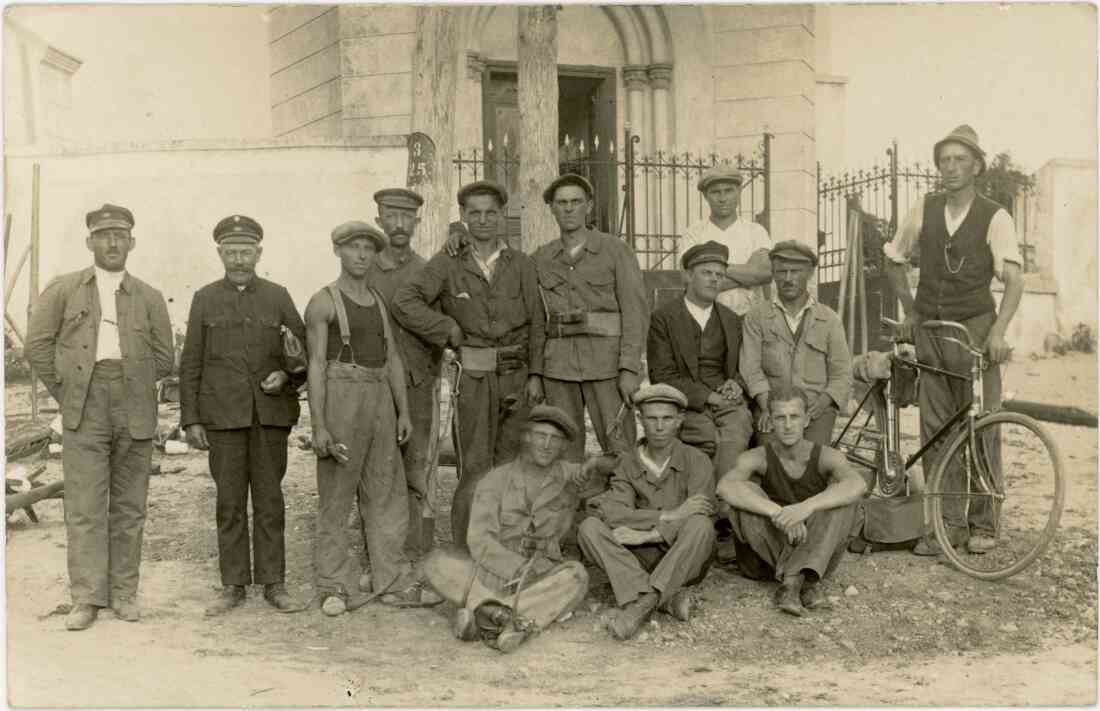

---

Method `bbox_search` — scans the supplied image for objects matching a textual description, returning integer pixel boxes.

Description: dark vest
[326,291,387,368]
[914,192,1000,321]
[762,443,828,506]
[697,312,727,390]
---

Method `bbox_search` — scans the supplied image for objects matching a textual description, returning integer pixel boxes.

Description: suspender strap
[326,282,393,365]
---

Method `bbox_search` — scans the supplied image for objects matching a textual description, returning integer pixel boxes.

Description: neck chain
[943,242,966,275]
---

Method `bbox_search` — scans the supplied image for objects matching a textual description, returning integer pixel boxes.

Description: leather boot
[609,591,659,640]
[204,585,246,617]
[65,604,98,631]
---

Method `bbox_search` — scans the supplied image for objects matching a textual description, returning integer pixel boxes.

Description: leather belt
[460,344,526,373]
[546,311,622,338]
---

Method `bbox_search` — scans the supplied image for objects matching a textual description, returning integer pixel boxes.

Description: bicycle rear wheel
[927,411,1065,580]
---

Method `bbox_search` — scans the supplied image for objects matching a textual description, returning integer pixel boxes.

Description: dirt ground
[5,352,1097,707]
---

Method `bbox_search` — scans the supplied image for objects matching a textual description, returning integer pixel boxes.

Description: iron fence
[453,131,771,270]
[817,141,941,284]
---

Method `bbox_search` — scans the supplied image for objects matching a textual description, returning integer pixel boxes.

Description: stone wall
[5,138,407,329]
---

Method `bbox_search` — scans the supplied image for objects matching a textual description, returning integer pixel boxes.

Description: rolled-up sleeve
[883,202,923,265]
[988,209,1022,280]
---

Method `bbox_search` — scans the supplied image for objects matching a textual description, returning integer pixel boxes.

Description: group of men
[27,124,1020,651]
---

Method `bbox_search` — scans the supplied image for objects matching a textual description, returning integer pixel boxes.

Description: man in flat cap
[27,204,174,630]
[740,240,851,446]
[679,164,773,316]
[531,173,649,474]
[365,187,439,559]
[422,405,597,653]
[647,240,753,478]
[180,214,308,616]
[578,383,718,640]
[393,180,546,552]
[883,125,1023,556]
[718,386,865,617]
[305,222,441,614]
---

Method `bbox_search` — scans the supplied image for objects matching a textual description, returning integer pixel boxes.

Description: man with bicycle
[883,125,1024,556]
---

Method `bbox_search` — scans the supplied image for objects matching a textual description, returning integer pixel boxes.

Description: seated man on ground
[717,386,865,616]
[422,405,595,654]
[578,384,717,641]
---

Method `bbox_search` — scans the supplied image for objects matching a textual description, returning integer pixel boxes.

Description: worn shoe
[913,527,968,557]
[609,591,660,641]
[204,585,246,617]
[111,596,140,622]
[799,581,831,611]
[475,602,514,634]
[660,591,692,622]
[452,608,478,641]
[774,583,805,617]
[264,584,306,613]
[65,604,98,631]
[380,581,445,608]
[491,628,534,654]
[358,572,372,593]
[967,533,998,554]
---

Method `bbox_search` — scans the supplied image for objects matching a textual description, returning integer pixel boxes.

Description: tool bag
[849,493,924,553]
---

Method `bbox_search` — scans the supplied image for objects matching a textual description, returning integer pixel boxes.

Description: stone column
[648,63,675,250]
[623,65,650,262]
[457,51,487,221]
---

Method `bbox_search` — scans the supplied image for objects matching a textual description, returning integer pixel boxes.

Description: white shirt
[94,267,125,361]
[884,195,1022,280]
[637,445,671,480]
[471,242,505,281]
[679,217,772,315]
[773,292,816,336]
[683,297,714,332]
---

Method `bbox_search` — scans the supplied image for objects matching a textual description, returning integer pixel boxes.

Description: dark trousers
[543,376,636,485]
[730,504,855,582]
[916,311,1002,535]
[62,360,153,606]
[451,367,530,550]
[577,514,715,606]
[206,424,290,586]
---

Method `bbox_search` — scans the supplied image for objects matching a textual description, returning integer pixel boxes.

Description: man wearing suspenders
[305,221,442,616]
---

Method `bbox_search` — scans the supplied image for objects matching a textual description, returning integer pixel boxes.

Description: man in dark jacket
[27,204,174,631]
[647,240,753,478]
[180,215,307,616]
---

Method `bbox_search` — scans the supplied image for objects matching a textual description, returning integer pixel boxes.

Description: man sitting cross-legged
[422,405,595,654]
[578,384,718,641]
[718,386,865,616]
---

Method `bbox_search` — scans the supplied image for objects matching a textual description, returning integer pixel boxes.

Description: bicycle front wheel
[927,411,1065,580]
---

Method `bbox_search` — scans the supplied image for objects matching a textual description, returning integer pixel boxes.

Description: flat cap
[331,221,387,250]
[457,180,508,208]
[374,187,424,211]
[86,204,134,233]
[542,173,594,204]
[528,404,579,441]
[213,214,263,244]
[697,164,744,193]
[633,383,688,410]
[681,240,730,270]
[769,239,818,267]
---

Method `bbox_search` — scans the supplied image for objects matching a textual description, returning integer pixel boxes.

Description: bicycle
[834,317,1065,580]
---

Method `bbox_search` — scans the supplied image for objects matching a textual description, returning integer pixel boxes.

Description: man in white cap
[679,165,773,316]
[883,125,1024,556]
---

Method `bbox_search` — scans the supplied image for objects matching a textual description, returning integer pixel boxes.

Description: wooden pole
[409,7,459,258]
[837,207,855,339]
[517,6,560,253]
[857,219,868,355]
[5,244,31,305]
[28,163,40,420]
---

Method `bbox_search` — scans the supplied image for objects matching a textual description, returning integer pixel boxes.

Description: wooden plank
[6,480,63,514]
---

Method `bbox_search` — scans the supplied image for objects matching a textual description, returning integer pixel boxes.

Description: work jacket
[26,266,174,438]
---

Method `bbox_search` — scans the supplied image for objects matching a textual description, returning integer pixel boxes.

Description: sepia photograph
[3,2,1097,706]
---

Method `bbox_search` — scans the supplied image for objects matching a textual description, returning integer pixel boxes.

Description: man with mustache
[678,165,773,316]
[27,204,174,630]
[739,241,851,446]
[883,125,1023,556]
[393,180,545,551]
[365,188,438,560]
[180,215,308,616]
